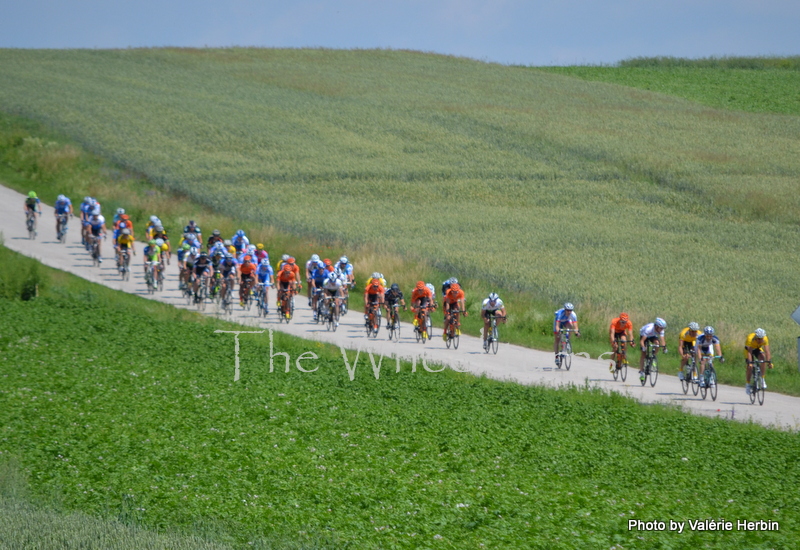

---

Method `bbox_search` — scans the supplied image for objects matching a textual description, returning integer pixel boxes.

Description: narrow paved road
[3,184,799,430]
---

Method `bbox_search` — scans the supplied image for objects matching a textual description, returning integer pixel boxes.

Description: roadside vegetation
[1,245,799,549]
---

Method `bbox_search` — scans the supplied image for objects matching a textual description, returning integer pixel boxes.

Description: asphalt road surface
[3,184,799,430]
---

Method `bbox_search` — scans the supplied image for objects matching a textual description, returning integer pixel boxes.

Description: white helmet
[150,215,158,223]
[688,322,700,331]
[755,328,766,339]
[655,317,667,329]
[311,254,320,262]
[58,194,66,201]
[489,292,500,301]
[372,272,380,279]
[190,247,198,255]
[564,302,574,311]
[155,238,165,247]
[96,215,105,224]
[116,207,125,215]
[340,256,348,264]
[281,254,289,261]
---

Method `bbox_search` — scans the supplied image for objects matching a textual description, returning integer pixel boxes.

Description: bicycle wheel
[612,359,620,381]
[649,357,658,387]
[27,216,35,240]
[641,361,648,386]
[415,326,421,343]
[620,361,627,382]
[491,326,499,354]
[709,369,718,401]
[445,324,453,348]
[453,329,460,349]
[681,363,690,394]
[563,340,572,371]
[699,371,708,399]
[756,375,765,406]
[157,269,164,292]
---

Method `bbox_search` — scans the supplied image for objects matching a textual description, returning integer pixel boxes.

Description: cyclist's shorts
[681,341,694,355]
[553,321,576,334]
[644,336,659,346]
[744,347,765,359]
[241,274,253,284]
[483,310,500,320]
[194,265,210,277]
[118,243,131,251]
[279,281,292,291]
[367,294,380,305]
[90,226,103,237]
[325,288,339,298]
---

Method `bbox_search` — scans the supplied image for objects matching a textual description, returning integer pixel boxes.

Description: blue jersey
[256,262,274,284]
[553,308,577,331]
[219,258,238,275]
[335,262,353,277]
[312,266,327,284]
[696,334,720,354]
[55,198,71,214]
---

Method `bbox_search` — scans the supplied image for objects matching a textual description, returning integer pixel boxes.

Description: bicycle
[56,213,69,243]
[209,271,223,301]
[641,342,662,387]
[698,354,722,401]
[323,294,339,332]
[387,303,403,342]
[195,274,209,310]
[277,287,294,322]
[611,336,629,381]
[312,288,325,323]
[118,249,131,281]
[365,301,381,338]
[484,314,504,355]
[240,277,255,310]
[90,235,102,267]
[750,357,770,406]
[144,261,159,294]
[414,307,430,344]
[444,308,463,350]
[255,283,269,317]
[557,328,576,370]
[681,346,698,395]
[25,211,37,240]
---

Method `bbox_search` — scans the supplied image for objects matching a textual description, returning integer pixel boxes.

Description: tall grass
[618,56,800,70]
[1,49,800,369]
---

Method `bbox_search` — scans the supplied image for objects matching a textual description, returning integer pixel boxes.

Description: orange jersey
[277,270,296,283]
[444,288,465,304]
[365,282,385,296]
[240,263,256,276]
[115,219,134,233]
[411,287,433,304]
[610,318,633,333]
[288,263,301,277]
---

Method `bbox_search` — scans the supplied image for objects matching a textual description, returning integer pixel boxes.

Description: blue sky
[2,0,798,65]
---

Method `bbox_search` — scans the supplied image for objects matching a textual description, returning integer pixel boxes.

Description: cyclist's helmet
[281,254,289,261]
[121,214,130,220]
[755,328,767,339]
[323,258,332,266]
[311,254,320,262]
[416,281,425,289]
[450,283,461,292]
[564,302,574,311]
[155,238,165,247]
[489,292,499,301]
[190,247,198,255]
[116,207,125,215]
[236,230,245,237]
[150,215,158,223]
[282,264,292,272]
[199,251,208,258]
[378,272,384,280]
[451,278,458,285]
[243,255,251,262]
[212,229,221,236]
[327,271,338,281]
[84,196,92,203]
[655,317,667,329]
[619,312,629,321]
[155,225,164,232]
[688,322,700,332]
[703,326,715,336]
[149,239,157,246]
[224,239,232,246]
[181,243,191,251]
[121,228,131,235]
[28,191,37,198]
[326,265,334,272]
[288,257,296,264]
[96,215,105,224]
[57,194,65,201]
[340,256,348,264]
[391,283,400,291]
[372,272,380,279]
[257,243,264,250]
[119,222,127,229]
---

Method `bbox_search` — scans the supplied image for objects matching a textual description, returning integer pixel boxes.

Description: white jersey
[639,323,662,339]
[482,298,505,312]
[323,276,343,291]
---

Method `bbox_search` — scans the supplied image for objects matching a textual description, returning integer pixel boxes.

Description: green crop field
[1,48,800,368]
[539,56,800,116]
[1,245,799,549]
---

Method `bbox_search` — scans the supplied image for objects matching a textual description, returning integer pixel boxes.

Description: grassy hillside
[539,56,800,116]
[1,245,799,549]
[1,49,800,366]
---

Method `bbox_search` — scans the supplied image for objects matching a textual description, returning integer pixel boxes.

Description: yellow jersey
[744,333,769,350]
[117,234,135,249]
[679,327,700,344]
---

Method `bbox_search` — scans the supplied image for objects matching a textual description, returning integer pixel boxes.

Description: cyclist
[554,303,580,367]
[255,258,274,313]
[276,264,298,315]
[410,281,433,333]
[88,214,108,261]
[207,229,224,250]
[254,243,268,264]
[306,254,324,305]
[24,191,41,223]
[384,283,406,328]
[231,230,249,253]
[152,224,170,264]
[335,256,354,286]
[53,194,73,237]
[218,252,239,297]
[426,283,438,310]
[309,260,328,318]
[364,275,385,322]
[112,207,126,226]
[321,270,344,326]
[695,326,723,387]
[277,254,290,271]
[176,243,192,289]
[183,220,202,244]
[638,317,667,382]
[745,328,772,395]
[441,277,458,299]
[116,228,136,267]
[608,312,634,371]
[239,256,257,306]
[286,257,302,286]
[79,196,94,244]
[364,272,387,289]
[144,216,160,241]
[142,239,162,280]
[192,251,214,299]
[677,322,701,381]
[482,293,507,347]
[442,283,467,341]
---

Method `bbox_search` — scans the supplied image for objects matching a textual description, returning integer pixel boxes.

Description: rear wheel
[681,363,690,394]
